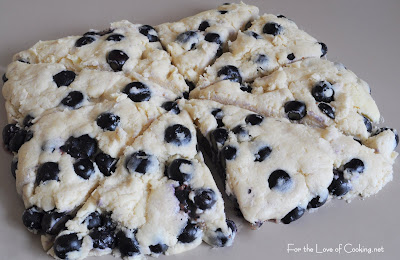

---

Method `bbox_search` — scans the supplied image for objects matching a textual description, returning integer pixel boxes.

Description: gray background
[0,0,399,259]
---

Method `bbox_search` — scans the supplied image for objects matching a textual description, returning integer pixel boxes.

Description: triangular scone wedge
[47,109,236,259]
[184,99,397,225]
[156,2,258,85]
[12,20,188,96]
[196,13,326,88]
[192,58,379,140]
[3,61,178,125]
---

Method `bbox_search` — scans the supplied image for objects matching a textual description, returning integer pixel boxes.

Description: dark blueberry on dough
[194,188,217,210]
[240,83,252,93]
[174,185,192,214]
[209,219,237,247]
[126,151,157,174]
[25,130,33,143]
[328,169,351,196]
[210,128,229,150]
[53,70,76,88]
[268,170,292,191]
[95,152,118,176]
[139,25,159,42]
[263,22,282,36]
[198,21,210,31]
[211,108,224,127]
[244,21,253,30]
[287,53,295,61]
[86,211,102,230]
[363,116,372,133]
[277,14,286,18]
[17,59,30,64]
[54,233,82,259]
[318,103,335,119]
[96,112,120,131]
[245,114,264,125]
[41,211,70,235]
[185,80,196,92]
[221,145,237,161]
[219,10,228,14]
[23,115,34,127]
[255,146,272,162]
[164,124,192,146]
[247,31,261,39]
[61,134,98,159]
[232,125,248,137]
[11,158,18,179]
[176,31,198,47]
[74,158,95,180]
[373,127,399,148]
[307,194,328,209]
[312,81,334,103]
[101,212,117,231]
[107,50,129,72]
[90,228,116,249]
[36,162,60,185]
[3,124,19,149]
[284,101,307,120]
[2,73,8,83]
[106,34,125,41]
[5,126,29,153]
[178,221,200,243]
[149,243,168,254]
[205,33,222,45]
[319,42,328,57]
[166,158,193,184]
[61,91,84,109]
[161,101,180,114]
[281,207,305,224]
[343,158,365,175]
[116,230,140,257]
[218,65,242,83]
[255,54,268,65]
[75,36,96,47]
[123,82,151,102]
[22,206,44,231]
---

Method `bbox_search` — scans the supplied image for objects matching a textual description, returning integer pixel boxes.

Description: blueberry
[176,31,198,49]
[178,221,200,243]
[210,128,229,150]
[22,206,44,231]
[11,158,18,179]
[164,124,192,146]
[149,243,168,254]
[2,73,8,83]
[90,228,116,249]
[319,42,328,57]
[328,169,351,196]
[75,36,96,47]
[166,159,193,184]
[232,125,248,138]
[247,31,261,39]
[255,146,272,162]
[174,185,193,214]
[208,219,237,247]
[23,115,34,127]
[198,21,210,31]
[245,114,264,125]
[101,212,117,230]
[244,21,253,30]
[17,59,30,64]
[161,101,180,114]
[122,82,151,102]
[3,124,19,148]
[343,158,365,175]
[126,151,157,174]
[139,25,159,42]
[194,188,217,210]
[219,10,228,14]
[277,14,286,18]
[41,211,70,235]
[86,211,102,230]
[25,130,33,142]
[287,53,295,61]
[373,127,399,148]
[61,134,98,159]
[53,70,76,88]
[284,101,307,120]
[3,124,29,152]
[312,81,335,103]
[36,162,60,185]
[96,112,120,131]
[61,91,84,109]
[54,233,82,259]
[116,230,140,257]
[185,80,196,92]
[240,83,252,93]
[106,34,125,41]
[205,33,222,45]
[73,158,95,180]
[268,170,292,191]
[318,103,335,119]
[307,194,328,209]
[211,108,224,127]
[255,54,268,65]
[95,152,118,176]
[217,65,242,83]
[263,22,282,36]
[363,116,372,133]
[107,50,129,72]
[221,145,237,161]
[281,207,305,224]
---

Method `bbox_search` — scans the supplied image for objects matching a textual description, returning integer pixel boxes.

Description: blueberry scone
[196,13,327,88]
[192,58,379,140]
[13,20,188,96]
[184,99,397,225]
[156,2,259,86]
[45,109,235,259]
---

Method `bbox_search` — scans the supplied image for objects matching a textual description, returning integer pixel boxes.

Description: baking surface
[0,0,399,259]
